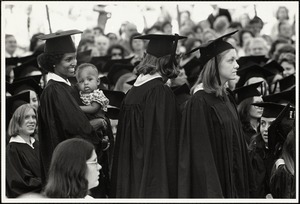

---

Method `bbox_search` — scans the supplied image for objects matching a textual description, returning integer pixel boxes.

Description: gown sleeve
[39,82,100,144]
[178,93,223,198]
[6,145,42,198]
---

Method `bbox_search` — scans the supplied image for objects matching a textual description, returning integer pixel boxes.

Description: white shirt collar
[46,72,71,86]
[133,73,162,86]
[9,135,36,149]
[193,83,204,94]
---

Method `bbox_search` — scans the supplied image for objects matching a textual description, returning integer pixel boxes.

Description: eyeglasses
[112,53,122,56]
[86,160,99,166]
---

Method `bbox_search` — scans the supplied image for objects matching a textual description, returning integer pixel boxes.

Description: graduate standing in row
[36,30,102,188]
[178,30,255,198]
[111,34,186,198]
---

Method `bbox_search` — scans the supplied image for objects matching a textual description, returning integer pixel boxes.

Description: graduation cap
[263,60,284,75]
[236,63,274,87]
[232,81,262,104]
[6,57,20,66]
[107,63,134,85]
[102,90,125,108]
[6,91,31,129]
[263,86,295,106]
[102,56,134,73]
[268,103,295,151]
[5,54,37,67]
[134,34,186,58]
[37,30,82,54]
[186,30,238,85]
[90,55,111,73]
[237,55,269,68]
[9,77,43,97]
[251,102,286,118]
[76,49,92,65]
[14,74,42,85]
[13,57,40,80]
[134,34,187,68]
[277,74,295,92]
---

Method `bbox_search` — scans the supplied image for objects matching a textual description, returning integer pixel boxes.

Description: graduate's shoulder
[190,89,217,104]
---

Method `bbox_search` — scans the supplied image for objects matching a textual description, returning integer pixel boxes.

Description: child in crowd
[75,63,110,142]
[75,63,113,197]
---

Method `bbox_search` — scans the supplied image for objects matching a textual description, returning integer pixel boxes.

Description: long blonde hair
[8,104,37,137]
[191,49,231,96]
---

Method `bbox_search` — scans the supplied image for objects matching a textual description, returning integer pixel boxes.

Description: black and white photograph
[1,1,298,203]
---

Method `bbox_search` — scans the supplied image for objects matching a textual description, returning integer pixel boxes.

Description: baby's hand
[90,118,107,130]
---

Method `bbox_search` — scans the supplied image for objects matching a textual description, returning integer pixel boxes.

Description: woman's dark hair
[135,53,179,79]
[281,128,295,175]
[268,38,289,59]
[29,33,44,52]
[37,53,65,73]
[44,138,94,198]
[229,21,242,29]
[273,44,295,62]
[238,29,254,47]
[107,44,125,58]
[237,97,254,126]
[77,38,95,52]
[129,32,142,51]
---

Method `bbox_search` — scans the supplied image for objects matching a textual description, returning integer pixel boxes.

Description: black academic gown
[6,140,42,198]
[110,78,180,198]
[178,90,255,198]
[38,80,101,184]
[270,163,295,198]
[248,136,277,198]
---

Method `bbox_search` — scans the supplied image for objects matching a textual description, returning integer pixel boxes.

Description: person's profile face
[260,117,276,144]
[249,96,263,119]
[218,49,239,83]
[281,61,295,77]
[54,53,77,79]
[29,90,39,110]
[19,108,37,136]
[85,150,102,190]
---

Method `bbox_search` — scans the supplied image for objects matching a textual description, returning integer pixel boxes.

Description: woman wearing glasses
[43,138,102,198]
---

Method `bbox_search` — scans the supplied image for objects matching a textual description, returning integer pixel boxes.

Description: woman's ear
[97,78,100,86]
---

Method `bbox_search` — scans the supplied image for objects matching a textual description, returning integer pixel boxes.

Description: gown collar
[47,72,71,86]
[134,73,162,87]
[193,83,204,94]
[9,135,36,149]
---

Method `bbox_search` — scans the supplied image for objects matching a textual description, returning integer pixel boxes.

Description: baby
[75,63,110,149]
